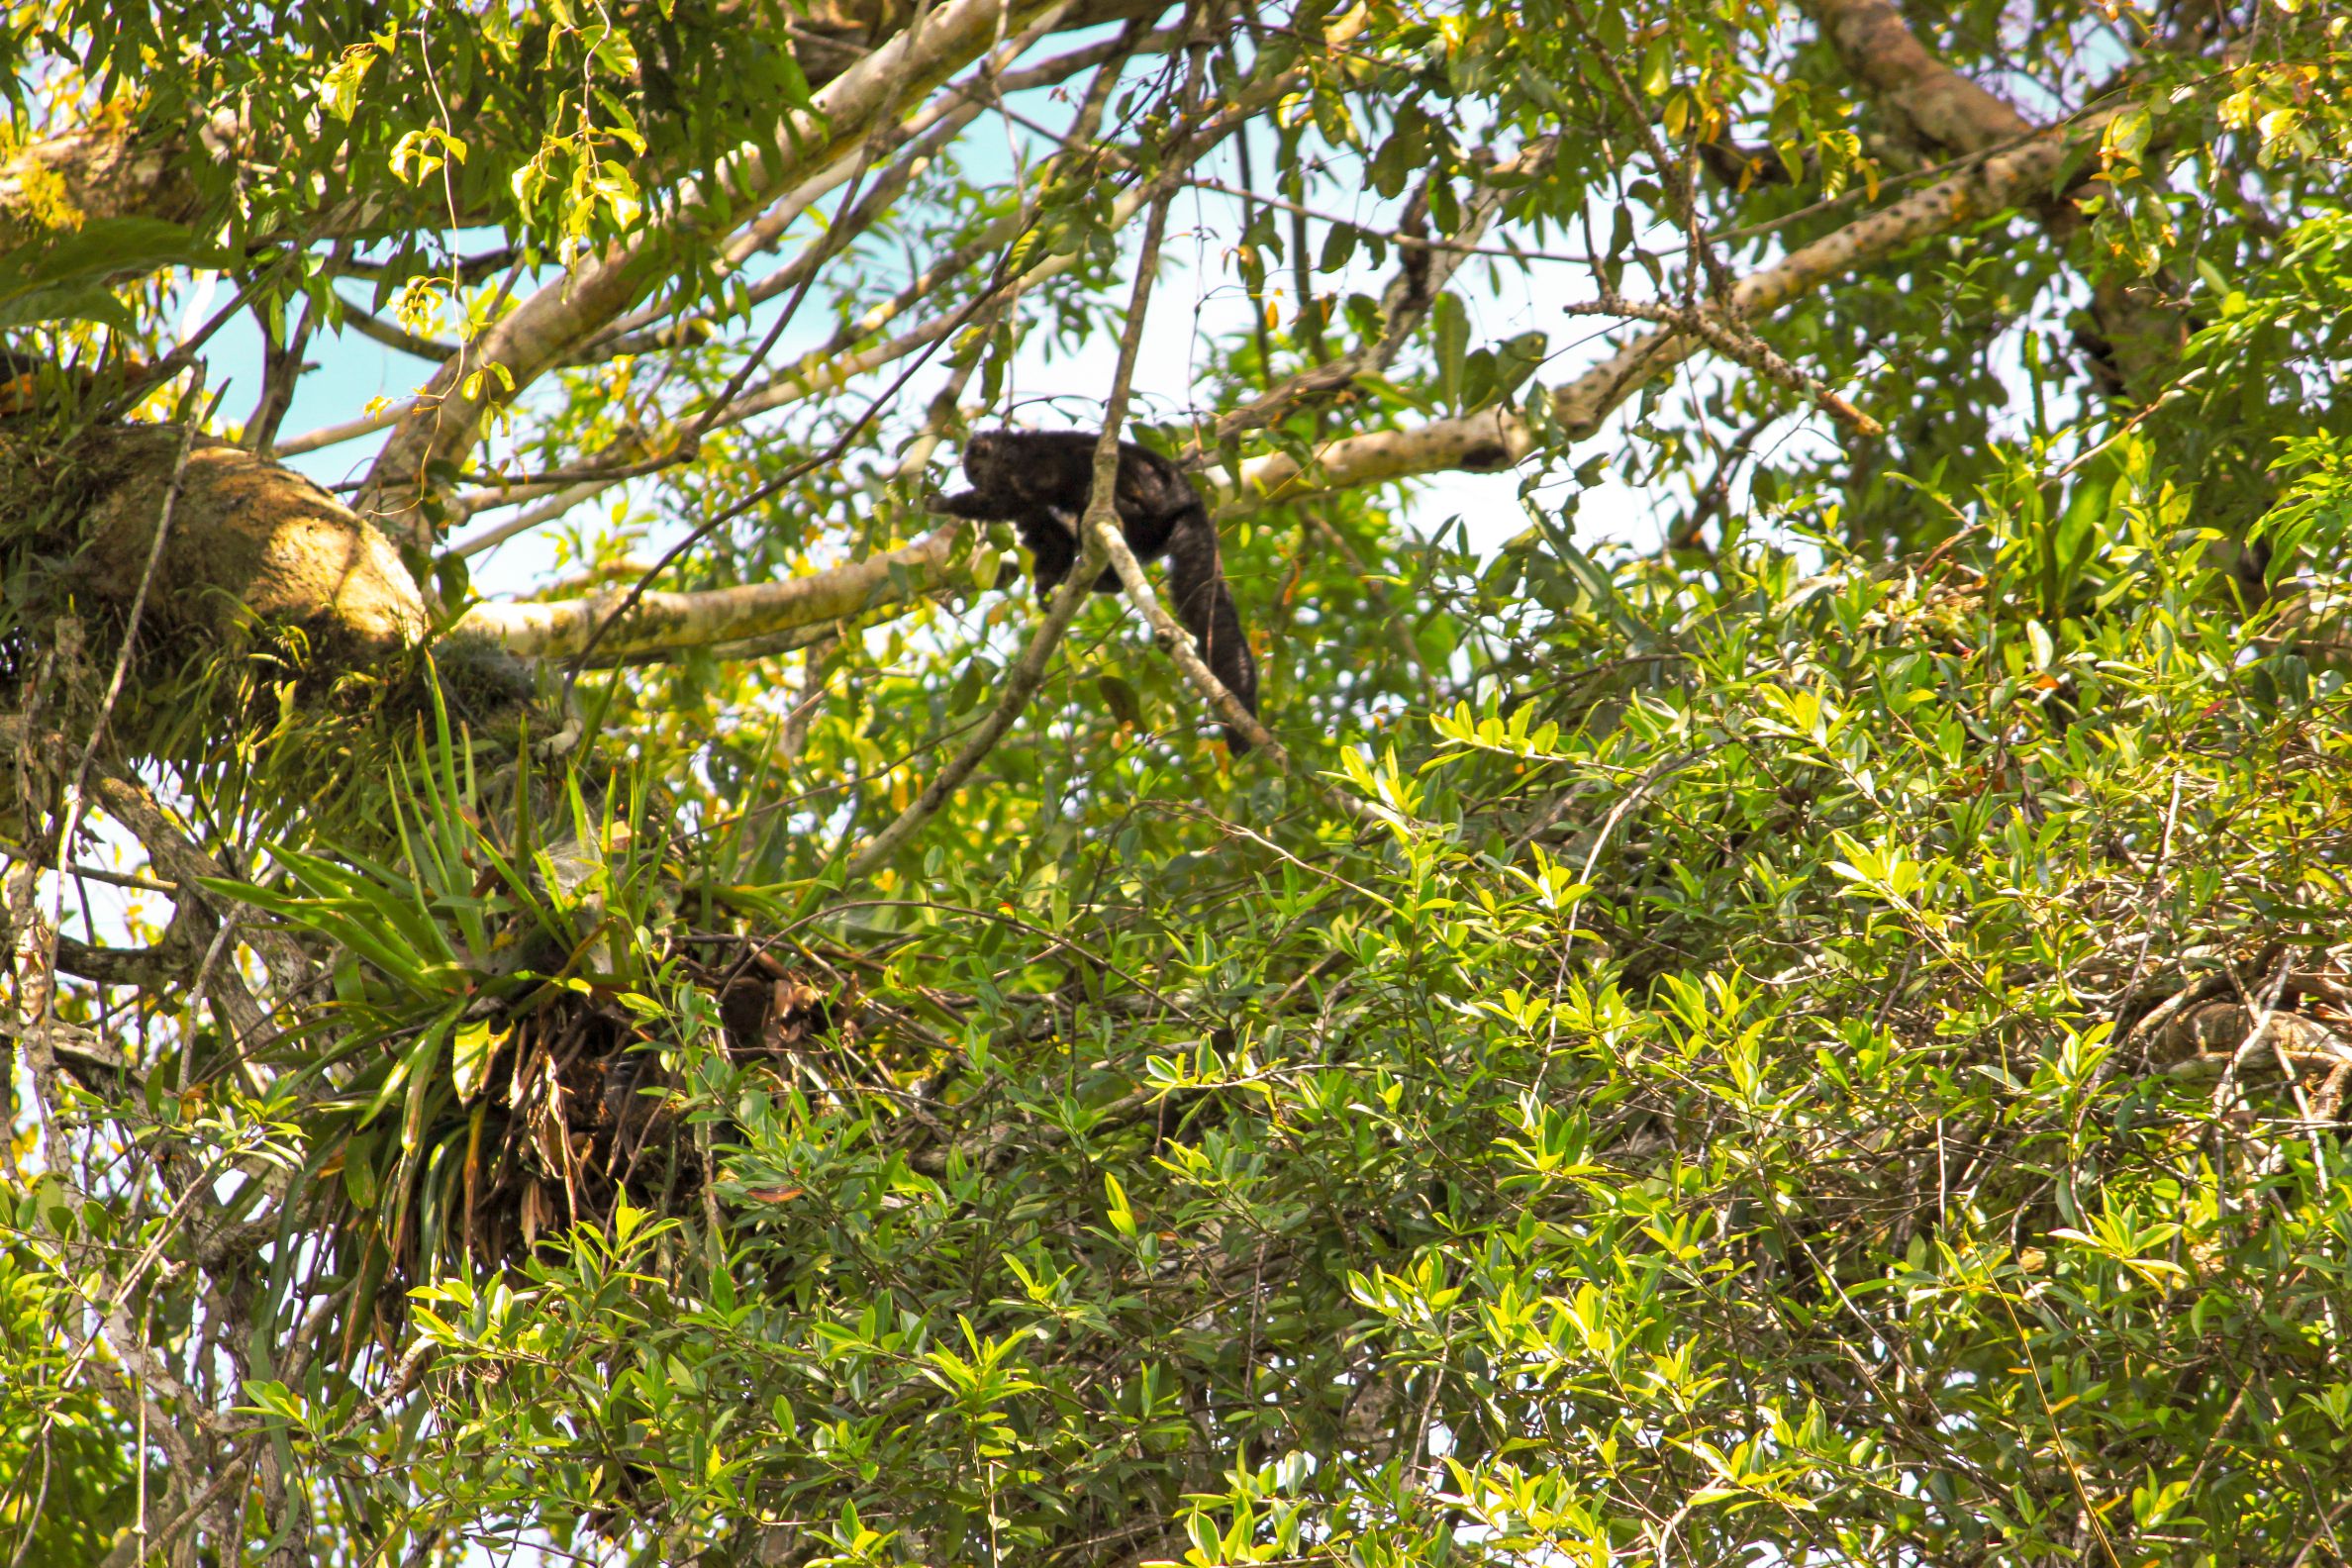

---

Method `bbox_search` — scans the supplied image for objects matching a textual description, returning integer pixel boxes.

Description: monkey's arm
[930,488,1003,522]
[1160,506,1261,753]
[934,489,1080,599]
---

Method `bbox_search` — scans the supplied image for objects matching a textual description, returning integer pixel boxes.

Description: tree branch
[1565,291,1881,435]
[1089,514,1397,832]
[844,19,1203,879]
[354,0,1077,549]
[711,56,1304,433]
[456,522,978,658]
[1802,0,2186,400]
[1800,0,2037,157]
[334,296,460,361]
[1215,104,2121,514]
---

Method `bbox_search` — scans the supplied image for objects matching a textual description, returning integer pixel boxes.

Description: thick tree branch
[6,429,428,656]
[1542,117,2122,440]
[1218,106,2120,513]
[456,522,978,658]
[1800,0,2037,157]
[1216,406,1535,514]
[1803,0,2185,400]
[51,932,198,990]
[354,0,1073,549]
[0,118,216,255]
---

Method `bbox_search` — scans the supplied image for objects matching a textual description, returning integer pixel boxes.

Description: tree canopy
[7,0,2352,1563]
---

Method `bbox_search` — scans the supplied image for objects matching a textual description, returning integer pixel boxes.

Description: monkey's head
[958,430,1024,490]
[956,429,1104,499]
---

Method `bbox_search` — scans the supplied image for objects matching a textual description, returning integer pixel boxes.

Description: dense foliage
[5,0,2352,1564]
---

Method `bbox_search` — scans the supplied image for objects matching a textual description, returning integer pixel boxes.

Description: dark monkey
[932,431,1260,752]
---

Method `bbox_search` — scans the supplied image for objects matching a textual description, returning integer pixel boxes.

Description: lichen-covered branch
[456,522,978,659]
[1216,405,1535,515]
[1800,0,2036,156]
[354,0,1074,548]
[1802,0,2185,399]
[6,428,428,656]
[1222,105,2118,511]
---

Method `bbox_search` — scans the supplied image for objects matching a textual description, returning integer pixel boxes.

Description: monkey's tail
[1164,512,1260,754]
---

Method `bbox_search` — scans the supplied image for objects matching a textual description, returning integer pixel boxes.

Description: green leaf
[1640,38,1673,96]
[451,1020,507,1105]
[1096,674,1142,730]
[1104,1173,1137,1237]
[321,44,379,122]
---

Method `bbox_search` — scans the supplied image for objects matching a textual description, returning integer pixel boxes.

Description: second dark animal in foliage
[932,431,1260,752]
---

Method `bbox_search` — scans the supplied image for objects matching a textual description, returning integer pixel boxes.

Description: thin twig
[1664,413,1772,552]
[1181,174,1595,265]
[1567,293,1882,435]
